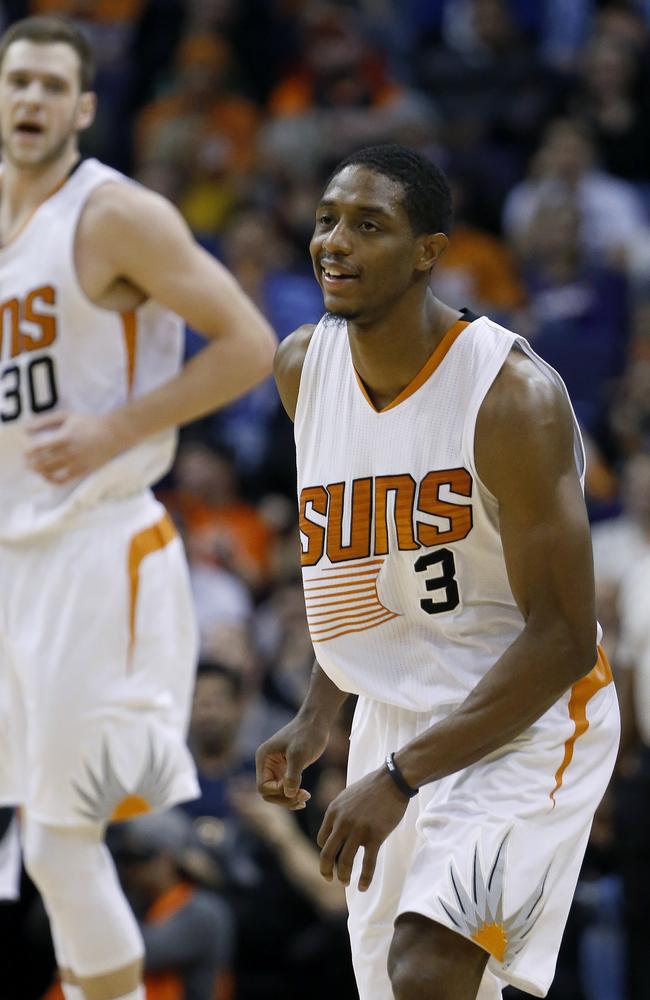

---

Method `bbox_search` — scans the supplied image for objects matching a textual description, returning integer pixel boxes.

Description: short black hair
[328,144,454,236]
[0,16,95,91]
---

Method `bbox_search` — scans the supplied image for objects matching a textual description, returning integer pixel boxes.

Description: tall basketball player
[0,16,275,1000]
[256,145,620,999]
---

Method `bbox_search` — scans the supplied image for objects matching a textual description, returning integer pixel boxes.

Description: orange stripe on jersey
[121,310,138,397]
[313,612,398,643]
[354,319,470,413]
[127,513,176,667]
[305,569,383,582]
[549,645,613,806]
[305,595,382,611]
[322,559,385,571]
[307,600,380,621]
[305,557,399,641]
[304,581,376,595]
[309,609,393,636]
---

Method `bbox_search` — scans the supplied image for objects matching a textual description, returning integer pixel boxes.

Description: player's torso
[0,159,183,540]
[295,314,556,711]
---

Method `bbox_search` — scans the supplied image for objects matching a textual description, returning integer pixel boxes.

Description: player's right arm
[257,325,349,807]
[273,323,317,421]
[256,659,349,808]
[26,183,277,484]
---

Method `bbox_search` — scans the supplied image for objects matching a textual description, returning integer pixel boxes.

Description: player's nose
[322,220,353,255]
[21,81,45,105]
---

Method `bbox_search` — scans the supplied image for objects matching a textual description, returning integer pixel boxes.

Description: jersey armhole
[293,318,326,429]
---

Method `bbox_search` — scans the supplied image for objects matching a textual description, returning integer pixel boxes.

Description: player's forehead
[1,38,81,85]
[319,165,408,221]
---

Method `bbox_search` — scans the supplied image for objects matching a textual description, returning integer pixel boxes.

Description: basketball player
[256,145,620,999]
[0,16,275,1000]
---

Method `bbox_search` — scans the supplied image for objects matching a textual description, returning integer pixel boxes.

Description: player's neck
[348,292,460,411]
[0,147,80,242]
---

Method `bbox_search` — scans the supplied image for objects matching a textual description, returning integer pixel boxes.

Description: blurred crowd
[1,0,650,998]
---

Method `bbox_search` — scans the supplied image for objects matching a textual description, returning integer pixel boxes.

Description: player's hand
[317,766,410,892]
[24,411,129,484]
[256,716,330,811]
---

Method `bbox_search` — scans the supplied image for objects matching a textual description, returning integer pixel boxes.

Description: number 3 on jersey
[414,548,460,614]
[0,356,59,422]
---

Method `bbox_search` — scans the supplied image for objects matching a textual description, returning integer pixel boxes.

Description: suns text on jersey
[299,468,474,565]
[0,285,58,361]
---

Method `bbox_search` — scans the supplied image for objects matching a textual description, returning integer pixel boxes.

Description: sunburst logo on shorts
[73,736,174,824]
[438,833,548,966]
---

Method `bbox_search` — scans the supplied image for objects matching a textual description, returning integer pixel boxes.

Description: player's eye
[317,214,333,226]
[360,221,379,232]
[45,80,66,93]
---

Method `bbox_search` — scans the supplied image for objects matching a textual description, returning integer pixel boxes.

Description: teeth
[323,268,353,279]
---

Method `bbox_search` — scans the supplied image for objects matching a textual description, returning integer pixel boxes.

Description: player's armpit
[80,182,275,356]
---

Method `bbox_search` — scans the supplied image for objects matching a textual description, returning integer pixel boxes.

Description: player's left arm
[316,351,604,892]
[396,350,600,788]
[26,183,276,482]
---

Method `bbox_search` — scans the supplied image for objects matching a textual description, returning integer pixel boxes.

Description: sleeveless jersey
[0,159,183,541]
[295,313,587,712]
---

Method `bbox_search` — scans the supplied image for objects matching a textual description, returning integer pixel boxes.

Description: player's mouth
[14,122,44,136]
[321,263,359,288]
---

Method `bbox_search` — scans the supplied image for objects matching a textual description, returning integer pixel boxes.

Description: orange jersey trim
[121,310,138,397]
[354,318,470,414]
[0,172,70,251]
[550,645,613,806]
[127,512,176,665]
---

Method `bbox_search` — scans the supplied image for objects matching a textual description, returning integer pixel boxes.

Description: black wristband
[384,752,419,798]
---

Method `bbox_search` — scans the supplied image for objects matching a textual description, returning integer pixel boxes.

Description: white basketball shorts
[345,652,619,999]
[0,492,200,827]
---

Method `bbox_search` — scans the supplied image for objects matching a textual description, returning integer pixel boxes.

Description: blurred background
[0,0,649,997]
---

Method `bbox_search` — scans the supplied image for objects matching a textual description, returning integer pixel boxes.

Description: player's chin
[323,300,362,321]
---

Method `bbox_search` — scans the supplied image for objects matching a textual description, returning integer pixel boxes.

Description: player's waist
[0,489,167,547]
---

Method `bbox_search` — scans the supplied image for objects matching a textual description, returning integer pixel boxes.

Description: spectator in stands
[518,194,628,433]
[591,452,650,592]
[568,33,650,180]
[184,662,253,823]
[433,173,526,323]
[134,32,259,234]
[608,300,650,457]
[503,117,648,267]
[111,809,235,1000]
[417,0,560,164]
[260,2,434,177]
[613,549,650,1000]
[164,441,274,592]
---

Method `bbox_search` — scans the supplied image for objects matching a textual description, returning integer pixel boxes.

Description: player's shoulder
[476,344,577,501]
[481,344,570,433]
[274,323,318,422]
[81,175,180,239]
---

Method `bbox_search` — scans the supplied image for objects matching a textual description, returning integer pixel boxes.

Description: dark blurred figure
[517,195,628,435]
[184,662,254,823]
[110,808,235,1000]
[568,31,650,180]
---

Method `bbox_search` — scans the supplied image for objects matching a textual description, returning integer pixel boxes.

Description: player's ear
[414,232,448,274]
[76,91,97,132]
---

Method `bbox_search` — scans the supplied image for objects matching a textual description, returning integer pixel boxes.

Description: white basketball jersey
[295,313,587,711]
[0,159,183,540]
